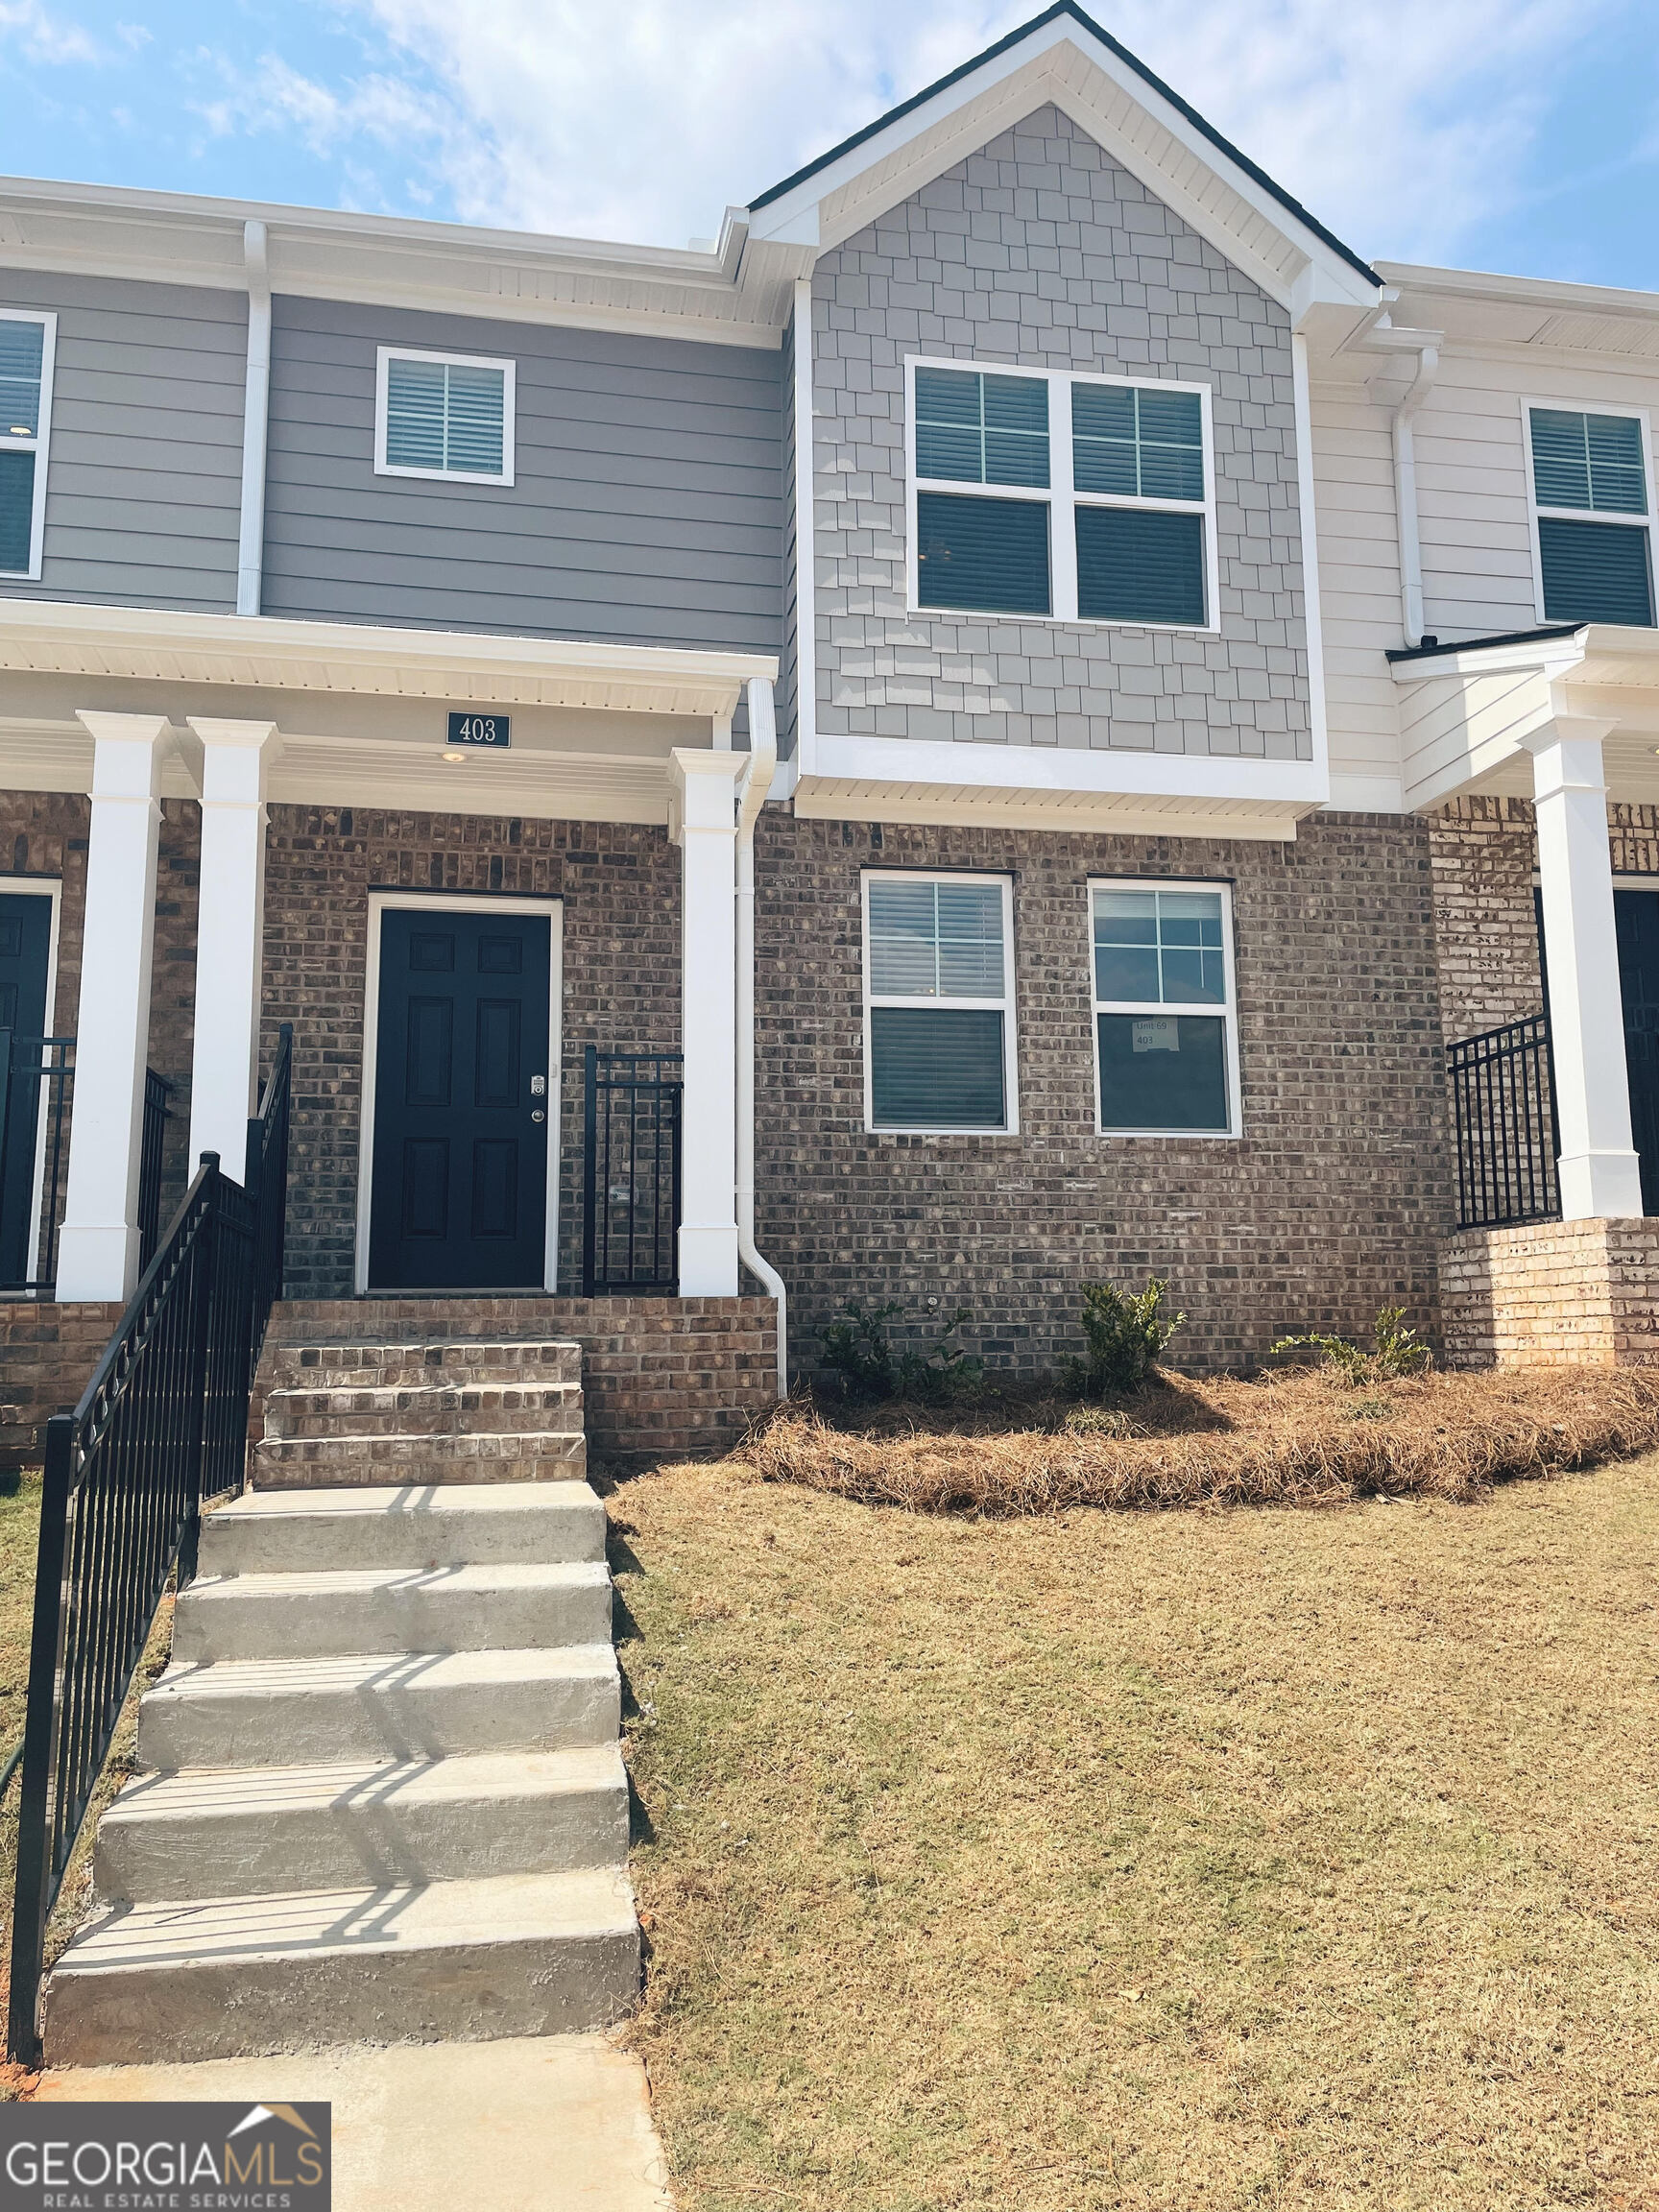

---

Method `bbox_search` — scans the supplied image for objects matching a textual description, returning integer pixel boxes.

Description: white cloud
[0,0,105,65]
[202,0,1628,261]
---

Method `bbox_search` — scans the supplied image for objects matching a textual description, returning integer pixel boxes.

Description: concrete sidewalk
[36,2032,674,2211]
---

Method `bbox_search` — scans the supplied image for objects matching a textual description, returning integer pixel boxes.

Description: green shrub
[1066,1278,1185,1399]
[819,1299,984,1405]
[1272,1306,1431,1387]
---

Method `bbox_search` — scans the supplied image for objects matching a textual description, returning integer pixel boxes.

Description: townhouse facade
[2,0,1657,1431]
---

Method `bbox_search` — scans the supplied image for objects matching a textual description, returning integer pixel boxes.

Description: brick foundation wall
[259,1295,776,1465]
[0,1301,126,1471]
[1440,1217,1659,1368]
[754,808,1451,1374]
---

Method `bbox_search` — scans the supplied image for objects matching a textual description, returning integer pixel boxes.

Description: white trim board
[0,874,62,1293]
[355,892,565,1297]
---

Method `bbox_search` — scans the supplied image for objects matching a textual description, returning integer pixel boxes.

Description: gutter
[735,674,788,1398]
[1347,313,1442,650]
[236,219,271,618]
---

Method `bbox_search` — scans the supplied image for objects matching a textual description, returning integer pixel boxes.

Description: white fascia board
[0,598,777,719]
[805,733,1328,805]
[1375,260,1659,324]
[1389,635,1588,685]
[746,22,1377,314]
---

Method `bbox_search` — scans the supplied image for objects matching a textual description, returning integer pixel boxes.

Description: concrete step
[138,1646,620,1770]
[251,1430,587,1487]
[201,1481,607,1575]
[173,1561,613,1663]
[46,1866,640,2065]
[265,1382,582,1441]
[271,1341,582,1391]
[95,1745,630,1902]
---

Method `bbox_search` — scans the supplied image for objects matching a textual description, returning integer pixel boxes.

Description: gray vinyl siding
[0,269,245,611]
[262,298,783,652]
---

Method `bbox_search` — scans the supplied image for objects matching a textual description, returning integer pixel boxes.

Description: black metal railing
[7,1024,292,2064]
[1448,1012,1562,1229]
[137,1066,173,1272]
[582,1047,683,1294]
[0,1036,72,1294]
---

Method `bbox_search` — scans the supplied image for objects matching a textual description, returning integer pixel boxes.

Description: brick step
[173,1561,612,1664]
[200,1480,606,1575]
[94,1745,629,1903]
[251,1430,587,1488]
[137,1645,620,1769]
[265,1383,583,1441]
[270,1341,582,1390]
[45,1866,639,2065]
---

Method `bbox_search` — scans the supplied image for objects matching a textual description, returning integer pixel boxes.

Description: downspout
[1390,342,1438,649]
[236,220,271,617]
[736,674,788,1398]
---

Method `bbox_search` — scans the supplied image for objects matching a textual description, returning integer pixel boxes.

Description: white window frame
[861,869,1020,1137]
[0,309,57,580]
[374,345,517,487]
[1522,396,1655,626]
[1088,876,1241,1140]
[903,355,1219,634]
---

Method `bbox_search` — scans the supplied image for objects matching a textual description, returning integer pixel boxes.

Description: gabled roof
[741,2,1380,319]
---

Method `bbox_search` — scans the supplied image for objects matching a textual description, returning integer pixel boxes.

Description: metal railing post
[8,1414,75,2066]
[582,1046,598,1298]
[178,1153,218,1590]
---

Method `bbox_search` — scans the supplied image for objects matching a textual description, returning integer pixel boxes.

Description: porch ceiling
[1389,624,1659,812]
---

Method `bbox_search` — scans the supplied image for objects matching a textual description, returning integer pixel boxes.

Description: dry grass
[615,1451,1659,2211]
[738,1365,1659,1513]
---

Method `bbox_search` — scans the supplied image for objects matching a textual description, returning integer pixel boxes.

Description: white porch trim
[669,749,745,1298]
[186,719,282,1177]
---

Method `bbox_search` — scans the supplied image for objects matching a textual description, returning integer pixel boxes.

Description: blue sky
[1,0,1657,284]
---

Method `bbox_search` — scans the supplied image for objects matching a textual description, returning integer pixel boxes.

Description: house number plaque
[446,711,511,748]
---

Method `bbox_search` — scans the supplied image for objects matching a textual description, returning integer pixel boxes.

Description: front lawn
[615,1453,1659,2210]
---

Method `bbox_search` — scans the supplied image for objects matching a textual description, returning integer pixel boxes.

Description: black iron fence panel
[0,1035,72,1294]
[1447,1013,1562,1230]
[582,1046,683,1295]
[6,1024,292,2064]
[137,1066,173,1273]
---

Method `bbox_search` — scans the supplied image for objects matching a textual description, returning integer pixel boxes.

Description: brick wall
[753,807,1450,1373]
[259,805,682,1300]
[1441,1218,1659,1368]
[0,1300,125,1470]
[811,103,1310,759]
[259,1295,776,1465]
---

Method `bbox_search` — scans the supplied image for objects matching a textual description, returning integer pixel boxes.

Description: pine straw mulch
[734,1363,1659,1513]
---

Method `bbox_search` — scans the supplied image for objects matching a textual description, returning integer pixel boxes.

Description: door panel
[1616,888,1659,1214]
[369,907,552,1289]
[0,892,53,1287]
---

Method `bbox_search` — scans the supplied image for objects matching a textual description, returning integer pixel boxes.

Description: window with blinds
[863,873,1017,1132]
[0,312,54,579]
[910,361,1213,627]
[1091,881,1238,1135]
[1529,406,1654,627]
[376,348,516,484]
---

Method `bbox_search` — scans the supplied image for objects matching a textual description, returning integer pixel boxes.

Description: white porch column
[56,712,171,1302]
[670,747,744,1296]
[185,719,281,1174]
[1525,719,1644,1219]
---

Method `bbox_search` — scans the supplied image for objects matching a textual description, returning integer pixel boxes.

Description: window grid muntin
[1089,878,1239,1139]
[1529,407,1647,518]
[906,357,1216,631]
[0,309,54,581]
[863,871,1019,1135]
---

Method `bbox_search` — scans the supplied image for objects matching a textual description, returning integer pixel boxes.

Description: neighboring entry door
[0,891,53,1287]
[368,905,554,1290]
[1616,887,1659,1214]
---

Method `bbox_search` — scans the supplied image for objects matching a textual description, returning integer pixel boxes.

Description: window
[0,311,55,579]
[863,873,1018,1132]
[1527,405,1653,627]
[375,347,516,485]
[1090,880,1239,1136]
[908,360,1215,629]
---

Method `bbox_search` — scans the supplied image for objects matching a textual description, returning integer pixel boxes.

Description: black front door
[0,892,52,1287]
[368,906,553,1290]
[1616,887,1659,1214]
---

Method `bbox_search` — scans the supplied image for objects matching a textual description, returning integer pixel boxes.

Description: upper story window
[0,310,56,579]
[1091,880,1239,1137]
[375,347,516,486]
[1527,405,1653,627]
[907,360,1216,631]
[862,871,1019,1133]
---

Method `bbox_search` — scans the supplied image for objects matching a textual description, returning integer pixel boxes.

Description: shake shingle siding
[0,269,245,611]
[261,298,784,651]
[809,105,1311,758]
